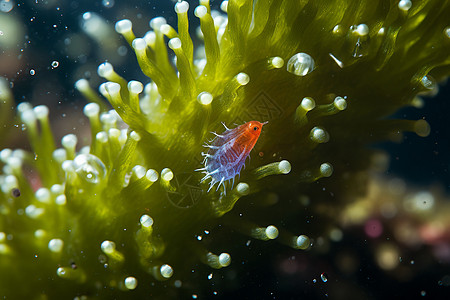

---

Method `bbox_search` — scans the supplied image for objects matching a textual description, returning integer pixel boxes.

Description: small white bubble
[30,69,35,75]
[321,272,328,282]
[102,0,114,8]
[51,61,59,68]
[208,273,213,280]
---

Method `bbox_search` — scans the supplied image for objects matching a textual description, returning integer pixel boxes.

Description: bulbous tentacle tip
[175,1,189,14]
[160,264,174,279]
[124,276,138,290]
[115,19,132,34]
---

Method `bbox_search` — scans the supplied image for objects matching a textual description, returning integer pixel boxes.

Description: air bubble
[51,61,59,69]
[72,154,107,184]
[0,0,14,13]
[287,53,315,76]
[30,69,35,76]
[321,272,328,282]
[102,0,115,8]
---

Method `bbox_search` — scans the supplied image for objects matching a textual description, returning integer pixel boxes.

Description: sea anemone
[0,0,449,298]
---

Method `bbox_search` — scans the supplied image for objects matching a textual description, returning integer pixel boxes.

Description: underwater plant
[1,0,450,298]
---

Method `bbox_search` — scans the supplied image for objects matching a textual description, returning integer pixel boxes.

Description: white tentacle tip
[175,1,189,14]
[278,160,291,174]
[115,19,132,34]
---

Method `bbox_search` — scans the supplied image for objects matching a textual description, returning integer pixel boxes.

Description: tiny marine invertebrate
[197,121,266,193]
[0,0,450,298]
